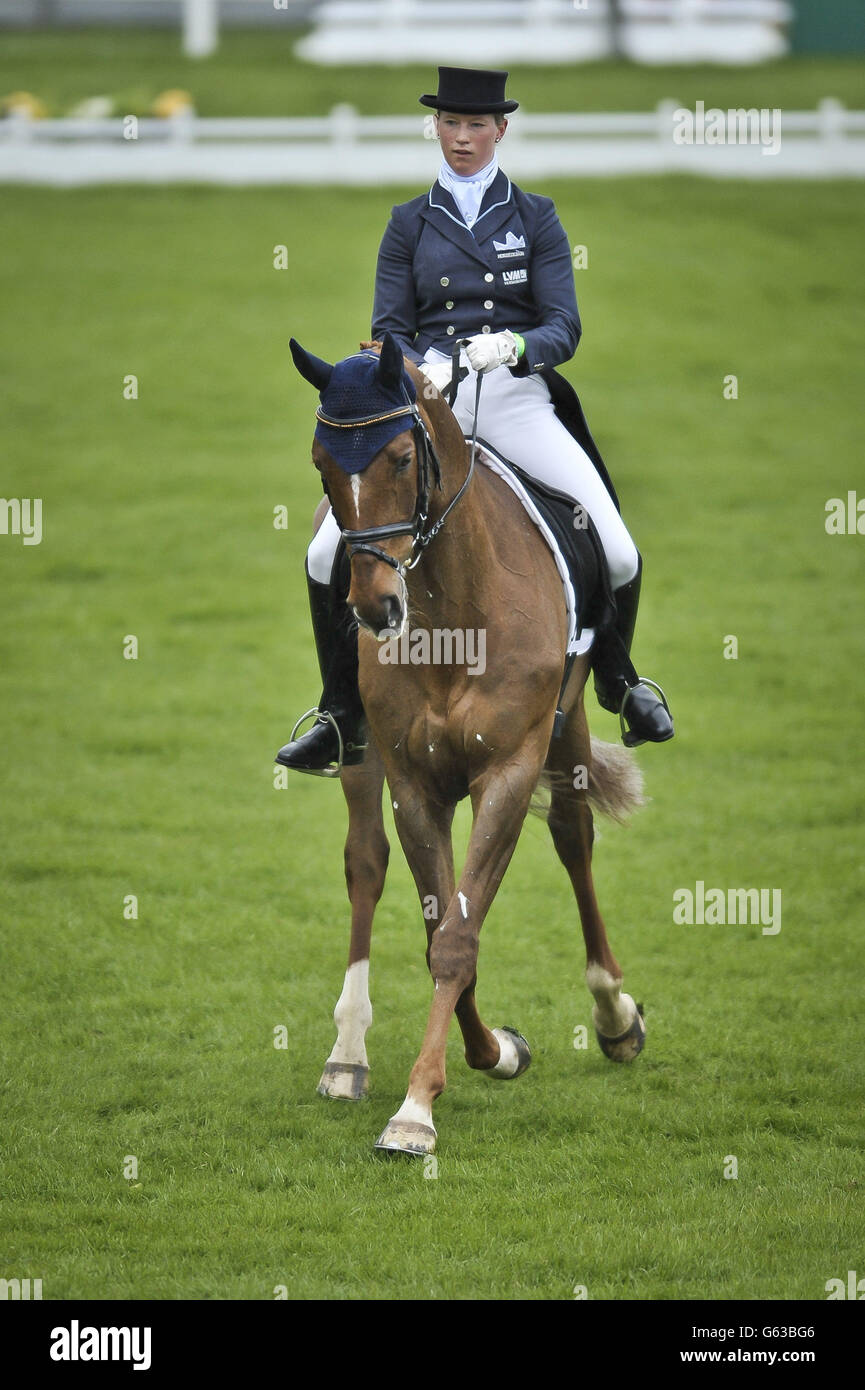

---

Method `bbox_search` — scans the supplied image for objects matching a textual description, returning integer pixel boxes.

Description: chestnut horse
[290,331,646,1155]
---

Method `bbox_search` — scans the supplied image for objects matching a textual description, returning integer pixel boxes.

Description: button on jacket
[371,168,581,377]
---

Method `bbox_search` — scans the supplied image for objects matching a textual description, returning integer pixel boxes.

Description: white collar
[437,154,499,228]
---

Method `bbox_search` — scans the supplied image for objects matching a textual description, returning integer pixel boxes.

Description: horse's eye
[395,453,413,473]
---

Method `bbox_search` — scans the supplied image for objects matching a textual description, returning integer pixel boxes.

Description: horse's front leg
[377,740,547,1154]
[373,782,501,1125]
[317,742,388,1101]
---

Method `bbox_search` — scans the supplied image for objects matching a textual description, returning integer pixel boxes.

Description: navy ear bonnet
[290,336,418,475]
[315,354,417,474]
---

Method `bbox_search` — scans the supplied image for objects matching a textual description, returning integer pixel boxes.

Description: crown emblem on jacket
[493,231,525,252]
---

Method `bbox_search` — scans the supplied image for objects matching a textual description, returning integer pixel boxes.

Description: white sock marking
[487,1028,520,1078]
[327,959,372,1067]
[585,962,636,1038]
[391,1094,435,1130]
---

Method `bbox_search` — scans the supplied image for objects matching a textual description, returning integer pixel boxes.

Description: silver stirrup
[618,679,671,749]
[287,707,344,779]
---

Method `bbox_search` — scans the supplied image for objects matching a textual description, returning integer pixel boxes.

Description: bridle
[316,349,482,577]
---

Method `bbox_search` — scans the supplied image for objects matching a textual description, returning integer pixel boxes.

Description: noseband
[317,363,481,576]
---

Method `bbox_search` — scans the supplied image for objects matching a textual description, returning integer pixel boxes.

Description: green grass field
[1,36,864,1302]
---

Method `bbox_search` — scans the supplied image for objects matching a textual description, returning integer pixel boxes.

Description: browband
[315,404,414,428]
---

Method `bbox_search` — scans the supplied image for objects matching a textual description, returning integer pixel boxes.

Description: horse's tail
[585,737,646,823]
[531,737,645,824]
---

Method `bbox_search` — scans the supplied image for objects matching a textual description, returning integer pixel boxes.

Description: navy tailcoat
[370,168,619,507]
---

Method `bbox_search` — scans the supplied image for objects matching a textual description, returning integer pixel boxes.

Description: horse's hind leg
[317,740,389,1100]
[546,677,645,1062]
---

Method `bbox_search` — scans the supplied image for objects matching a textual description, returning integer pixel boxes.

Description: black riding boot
[275,562,367,774]
[592,557,674,748]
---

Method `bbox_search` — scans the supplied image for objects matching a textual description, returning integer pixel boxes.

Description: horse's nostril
[382,594,403,629]
[351,590,405,639]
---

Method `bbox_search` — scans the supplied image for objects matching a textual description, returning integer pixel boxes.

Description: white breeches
[307,507,343,584]
[307,348,639,590]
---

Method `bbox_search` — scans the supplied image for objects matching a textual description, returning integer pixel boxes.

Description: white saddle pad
[472,440,595,657]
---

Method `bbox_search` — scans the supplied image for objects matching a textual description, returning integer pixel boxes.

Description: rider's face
[436,111,506,176]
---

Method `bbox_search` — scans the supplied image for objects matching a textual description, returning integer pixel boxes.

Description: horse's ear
[376,331,404,392]
[289,337,333,392]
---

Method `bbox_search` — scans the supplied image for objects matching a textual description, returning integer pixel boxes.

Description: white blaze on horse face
[585,962,637,1038]
[326,959,372,1068]
[350,472,361,520]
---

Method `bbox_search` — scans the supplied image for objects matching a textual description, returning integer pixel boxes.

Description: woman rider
[277,66,673,773]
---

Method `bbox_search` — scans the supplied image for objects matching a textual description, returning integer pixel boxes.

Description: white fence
[0,0,311,27]
[297,0,793,66]
[2,102,864,184]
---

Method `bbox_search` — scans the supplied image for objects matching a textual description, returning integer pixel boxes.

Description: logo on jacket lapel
[492,230,526,259]
[502,268,527,284]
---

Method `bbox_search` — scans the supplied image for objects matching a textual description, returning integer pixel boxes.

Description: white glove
[419,358,455,396]
[465,329,520,373]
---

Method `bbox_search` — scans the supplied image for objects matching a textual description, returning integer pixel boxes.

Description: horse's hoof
[317,1061,369,1101]
[595,1002,646,1062]
[484,1026,532,1080]
[374,1120,437,1156]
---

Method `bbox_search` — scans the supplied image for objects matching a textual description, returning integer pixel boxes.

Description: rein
[328,345,481,577]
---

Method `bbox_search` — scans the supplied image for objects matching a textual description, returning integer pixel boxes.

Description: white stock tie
[437,154,499,230]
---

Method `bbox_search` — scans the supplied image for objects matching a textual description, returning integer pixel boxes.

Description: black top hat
[419,66,519,116]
